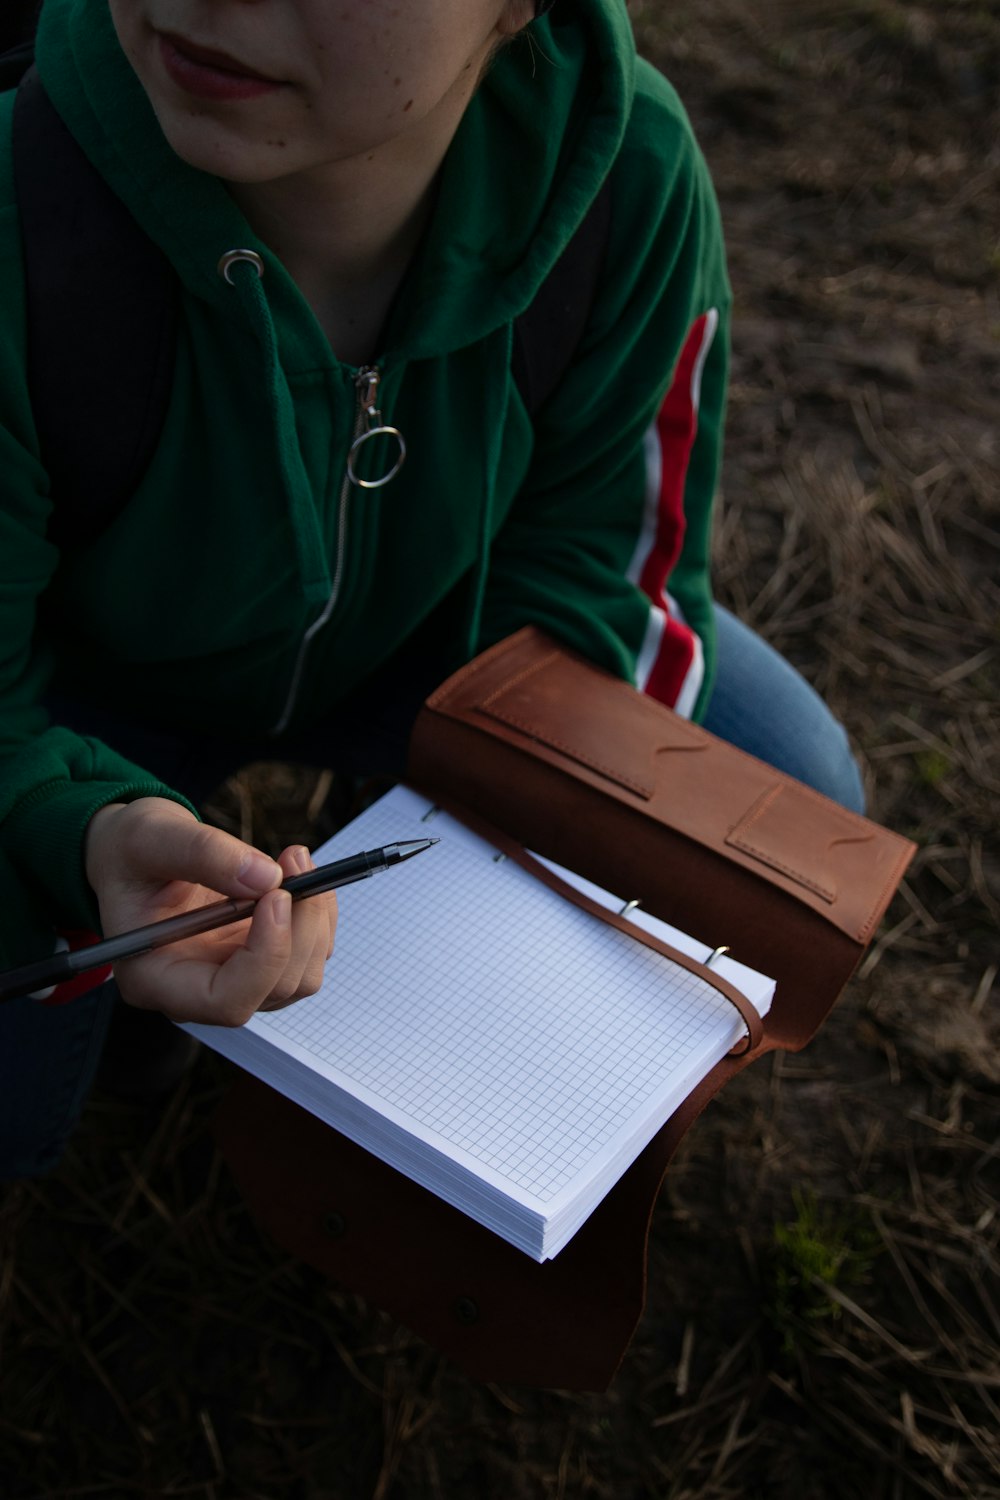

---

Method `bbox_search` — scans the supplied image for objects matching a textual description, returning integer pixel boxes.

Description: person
[0,0,863,1178]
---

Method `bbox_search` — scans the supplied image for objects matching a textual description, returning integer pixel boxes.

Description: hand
[84,797,337,1025]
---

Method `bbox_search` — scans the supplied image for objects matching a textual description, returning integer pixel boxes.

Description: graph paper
[185,784,773,1257]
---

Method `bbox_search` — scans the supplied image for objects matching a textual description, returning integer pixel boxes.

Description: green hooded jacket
[0,0,731,974]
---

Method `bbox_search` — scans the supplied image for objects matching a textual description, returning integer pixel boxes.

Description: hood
[35,0,636,363]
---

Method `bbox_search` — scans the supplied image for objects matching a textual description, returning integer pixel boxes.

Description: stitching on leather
[729,833,838,903]
[481,653,706,740]
[478,707,653,797]
[727,787,838,903]
[479,650,563,709]
[859,844,915,944]
[476,654,698,797]
[425,633,915,944]
[423,631,530,709]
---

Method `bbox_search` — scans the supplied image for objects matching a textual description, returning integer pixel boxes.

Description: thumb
[119,799,282,898]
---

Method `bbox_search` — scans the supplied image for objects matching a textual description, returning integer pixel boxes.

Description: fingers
[104,797,282,900]
[258,847,338,1012]
[211,847,337,1020]
[210,887,304,1020]
[119,887,292,1023]
[120,845,338,1025]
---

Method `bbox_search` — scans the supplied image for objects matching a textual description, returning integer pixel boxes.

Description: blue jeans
[0,606,863,1178]
[702,606,865,814]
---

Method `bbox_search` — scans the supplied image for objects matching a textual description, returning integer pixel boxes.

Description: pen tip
[384,837,441,864]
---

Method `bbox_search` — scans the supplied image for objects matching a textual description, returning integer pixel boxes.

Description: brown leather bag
[217,627,915,1389]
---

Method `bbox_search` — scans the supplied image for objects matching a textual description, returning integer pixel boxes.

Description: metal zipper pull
[347,365,406,489]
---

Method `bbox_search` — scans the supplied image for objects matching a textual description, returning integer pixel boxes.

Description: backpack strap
[13,65,177,548]
[511,176,612,418]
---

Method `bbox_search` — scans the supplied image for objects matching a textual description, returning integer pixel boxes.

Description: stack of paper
[185,784,773,1261]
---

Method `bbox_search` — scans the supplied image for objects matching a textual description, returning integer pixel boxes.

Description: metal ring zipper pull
[347,424,407,489]
[347,365,406,488]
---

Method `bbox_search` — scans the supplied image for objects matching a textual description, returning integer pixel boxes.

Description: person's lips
[157,32,287,98]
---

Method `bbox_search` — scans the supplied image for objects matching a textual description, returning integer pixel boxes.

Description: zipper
[270,366,405,737]
[348,367,407,489]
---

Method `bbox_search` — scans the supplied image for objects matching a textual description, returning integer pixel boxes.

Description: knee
[813,722,867,816]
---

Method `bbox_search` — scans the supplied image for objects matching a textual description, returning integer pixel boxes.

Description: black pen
[0,838,439,1005]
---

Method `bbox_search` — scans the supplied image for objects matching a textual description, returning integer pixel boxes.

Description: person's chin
[150,108,292,182]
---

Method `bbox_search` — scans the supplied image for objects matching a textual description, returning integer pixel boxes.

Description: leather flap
[414,628,916,948]
[476,648,707,800]
[727,785,865,901]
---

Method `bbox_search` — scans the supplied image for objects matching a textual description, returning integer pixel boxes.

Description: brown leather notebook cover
[216,628,915,1389]
[407,628,916,1051]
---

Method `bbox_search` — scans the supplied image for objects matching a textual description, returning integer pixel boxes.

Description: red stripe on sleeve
[636,313,709,605]
[644,608,698,707]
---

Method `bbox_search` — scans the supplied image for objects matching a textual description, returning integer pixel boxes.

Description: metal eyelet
[217,248,265,284]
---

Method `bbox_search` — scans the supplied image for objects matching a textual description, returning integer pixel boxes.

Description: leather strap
[424,794,765,1057]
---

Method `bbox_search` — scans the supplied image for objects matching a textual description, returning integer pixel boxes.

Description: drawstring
[218,251,330,606]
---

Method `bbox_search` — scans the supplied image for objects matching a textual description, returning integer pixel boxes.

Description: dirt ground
[1,1,998,1497]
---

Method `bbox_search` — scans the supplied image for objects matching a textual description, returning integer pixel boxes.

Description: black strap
[511,177,612,417]
[13,65,177,547]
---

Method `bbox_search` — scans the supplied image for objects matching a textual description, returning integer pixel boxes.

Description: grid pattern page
[260,788,744,1205]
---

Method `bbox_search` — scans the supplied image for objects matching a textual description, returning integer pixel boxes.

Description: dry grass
[2,1,998,1495]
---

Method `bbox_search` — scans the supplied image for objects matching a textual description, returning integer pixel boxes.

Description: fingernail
[294,846,311,873]
[273,891,291,927]
[238,854,280,893]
